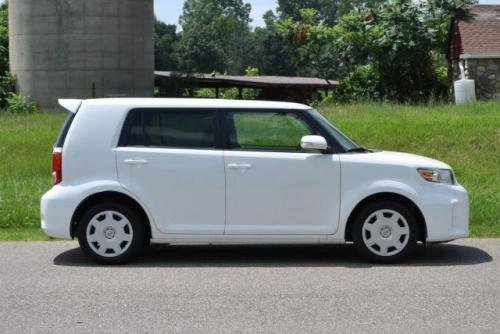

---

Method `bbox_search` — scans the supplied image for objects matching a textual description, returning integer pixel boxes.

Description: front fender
[337,179,422,239]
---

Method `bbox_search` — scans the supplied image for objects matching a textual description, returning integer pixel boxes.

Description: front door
[223,110,341,235]
[116,108,225,235]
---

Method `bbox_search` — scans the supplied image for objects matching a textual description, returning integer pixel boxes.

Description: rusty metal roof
[155,71,338,88]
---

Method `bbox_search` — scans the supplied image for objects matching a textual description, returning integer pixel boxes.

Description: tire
[352,200,418,263]
[77,202,146,264]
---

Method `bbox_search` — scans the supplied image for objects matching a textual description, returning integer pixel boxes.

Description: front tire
[352,200,418,263]
[77,202,146,264]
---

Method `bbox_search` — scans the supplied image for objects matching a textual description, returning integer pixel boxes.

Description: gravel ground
[0,239,498,333]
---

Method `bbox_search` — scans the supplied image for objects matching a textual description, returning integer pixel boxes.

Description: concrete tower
[9,0,154,109]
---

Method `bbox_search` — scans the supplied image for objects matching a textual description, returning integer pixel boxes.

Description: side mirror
[300,135,328,151]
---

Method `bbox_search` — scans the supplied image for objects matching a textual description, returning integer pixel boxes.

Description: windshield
[306,109,360,151]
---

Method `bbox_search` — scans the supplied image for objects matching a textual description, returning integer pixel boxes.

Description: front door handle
[227,163,252,170]
[124,158,148,166]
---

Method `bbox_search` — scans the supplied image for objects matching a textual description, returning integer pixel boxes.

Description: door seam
[222,150,228,235]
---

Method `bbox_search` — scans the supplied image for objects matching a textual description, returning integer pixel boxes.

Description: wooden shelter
[155,71,338,104]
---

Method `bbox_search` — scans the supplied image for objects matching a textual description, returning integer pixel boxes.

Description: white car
[41,98,469,264]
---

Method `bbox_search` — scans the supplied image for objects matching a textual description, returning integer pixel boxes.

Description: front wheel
[77,202,146,264]
[352,200,418,263]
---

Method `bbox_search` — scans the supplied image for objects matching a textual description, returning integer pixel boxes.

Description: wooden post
[215,87,220,99]
[238,87,243,99]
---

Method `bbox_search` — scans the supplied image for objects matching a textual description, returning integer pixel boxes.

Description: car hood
[341,150,452,170]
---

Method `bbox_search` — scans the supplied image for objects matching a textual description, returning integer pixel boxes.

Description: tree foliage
[0,1,16,108]
[152,0,476,102]
[250,11,298,76]
[154,20,179,71]
[177,0,253,74]
[277,0,384,26]
[0,2,8,75]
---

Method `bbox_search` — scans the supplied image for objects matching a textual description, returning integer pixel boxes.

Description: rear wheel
[77,202,146,264]
[352,200,418,263]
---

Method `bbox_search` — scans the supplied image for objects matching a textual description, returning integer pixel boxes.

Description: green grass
[0,112,65,240]
[0,102,498,240]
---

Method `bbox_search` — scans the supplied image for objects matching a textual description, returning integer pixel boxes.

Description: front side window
[119,109,216,149]
[225,110,314,151]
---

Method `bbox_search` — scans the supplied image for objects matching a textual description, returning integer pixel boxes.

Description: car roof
[75,98,311,111]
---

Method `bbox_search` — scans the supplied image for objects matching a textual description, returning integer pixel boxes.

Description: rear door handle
[124,158,148,165]
[227,163,252,170]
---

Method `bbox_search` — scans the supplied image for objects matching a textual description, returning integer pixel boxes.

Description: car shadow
[53,243,493,268]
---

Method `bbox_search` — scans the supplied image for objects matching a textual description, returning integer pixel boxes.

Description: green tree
[277,0,384,25]
[0,1,16,108]
[424,0,477,51]
[177,0,253,74]
[0,1,8,75]
[154,19,179,71]
[251,10,299,76]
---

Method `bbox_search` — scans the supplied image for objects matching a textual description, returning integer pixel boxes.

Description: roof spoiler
[58,99,82,113]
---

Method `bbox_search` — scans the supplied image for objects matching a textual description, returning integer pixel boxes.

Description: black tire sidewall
[77,202,146,264]
[352,200,418,263]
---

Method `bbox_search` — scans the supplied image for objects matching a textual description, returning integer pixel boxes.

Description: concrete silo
[9,0,154,109]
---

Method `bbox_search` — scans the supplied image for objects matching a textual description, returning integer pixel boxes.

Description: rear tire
[77,202,146,264]
[352,200,418,263]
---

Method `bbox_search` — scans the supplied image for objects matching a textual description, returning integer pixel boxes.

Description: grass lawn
[0,101,498,240]
[0,113,65,240]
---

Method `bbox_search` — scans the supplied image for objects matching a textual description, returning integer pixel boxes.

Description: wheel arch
[70,191,152,241]
[344,192,427,242]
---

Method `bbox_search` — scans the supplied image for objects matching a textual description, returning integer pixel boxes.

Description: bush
[4,92,37,114]
[0,72,16,108]
[333,64,381,103]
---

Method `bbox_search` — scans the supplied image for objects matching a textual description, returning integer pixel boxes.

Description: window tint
[119,109,216,149]
[226,111,314,151]
[55,112,76,148]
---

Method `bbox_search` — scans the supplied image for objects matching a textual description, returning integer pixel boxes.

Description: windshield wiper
[346,146,370,153]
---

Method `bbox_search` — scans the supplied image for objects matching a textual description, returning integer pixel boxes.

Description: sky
[154,0,500,29]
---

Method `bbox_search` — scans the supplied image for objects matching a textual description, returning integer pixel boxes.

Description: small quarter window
[119,109,216,149]
[55,112,76,148]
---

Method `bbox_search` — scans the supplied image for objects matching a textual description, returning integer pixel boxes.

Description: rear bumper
[41,185,84,239]
[421,184,469,242]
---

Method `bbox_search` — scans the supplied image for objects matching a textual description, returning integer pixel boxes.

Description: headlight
[417,168,455,185]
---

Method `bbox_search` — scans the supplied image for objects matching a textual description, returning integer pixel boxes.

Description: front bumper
[41,185,85,239]
[420,184,469,242]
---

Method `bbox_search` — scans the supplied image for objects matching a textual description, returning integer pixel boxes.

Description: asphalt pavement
[0,239,498,333]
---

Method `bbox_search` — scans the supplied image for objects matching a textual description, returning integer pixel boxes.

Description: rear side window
[119,109,216,149]
[55,112,76,148]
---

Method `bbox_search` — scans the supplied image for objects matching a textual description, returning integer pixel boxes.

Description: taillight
[52,148,62,185]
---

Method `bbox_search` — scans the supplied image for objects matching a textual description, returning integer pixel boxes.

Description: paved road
[0,239,499,333]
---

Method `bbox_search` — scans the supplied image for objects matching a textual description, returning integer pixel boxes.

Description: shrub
[0,72,16,108]
[4,92,37,114]
[333,64,381,103]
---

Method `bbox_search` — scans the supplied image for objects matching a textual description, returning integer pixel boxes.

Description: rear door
[223,109,341,235]
[116,108,225,235]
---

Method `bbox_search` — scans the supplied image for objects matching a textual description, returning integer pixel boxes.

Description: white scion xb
[41,98,469,264]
